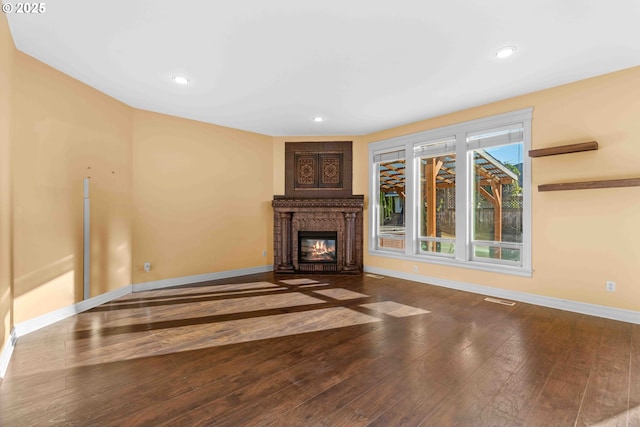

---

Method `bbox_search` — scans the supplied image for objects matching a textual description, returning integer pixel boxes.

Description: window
[374,149,405,251]
[415,137,456,257]
[369,109,532,276]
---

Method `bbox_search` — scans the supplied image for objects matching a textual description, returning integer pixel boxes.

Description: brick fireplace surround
[272,196,364,273]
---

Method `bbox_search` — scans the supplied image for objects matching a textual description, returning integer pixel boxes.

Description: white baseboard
[364,266,640,325]
[132,264,274,293]
[10,264,275,340]
[12,285,133,338]
[0,329,17,379]
[1,264,275,379]
[1,285,132,379]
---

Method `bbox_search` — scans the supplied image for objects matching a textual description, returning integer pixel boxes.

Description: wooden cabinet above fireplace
[285,141,352,198]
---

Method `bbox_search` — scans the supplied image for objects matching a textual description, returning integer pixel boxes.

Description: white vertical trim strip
[83,177,90,300]
[369,148,378,252]
[404,149,414,255]
[455,131,467,262]
[521,117,533,271]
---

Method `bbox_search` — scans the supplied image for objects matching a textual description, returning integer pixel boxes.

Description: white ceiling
[5,0,640,136]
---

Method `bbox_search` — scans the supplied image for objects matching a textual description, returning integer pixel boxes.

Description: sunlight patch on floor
[588,405,638,426]
[295,283,331,288]
[279,278,320,285]
[67,307,382,366]
[128,281,282,299]
[360,301,430,317]
[312,288,370,300]
[82,292,328,329]
[54,280,431,368]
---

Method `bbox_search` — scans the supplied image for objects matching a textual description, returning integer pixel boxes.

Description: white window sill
[368,249,533,278]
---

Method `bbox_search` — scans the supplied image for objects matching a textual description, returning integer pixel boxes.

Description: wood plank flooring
[1,272,638,426]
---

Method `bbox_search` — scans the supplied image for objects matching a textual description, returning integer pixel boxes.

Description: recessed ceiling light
[494,46,517,59]
[173,75,190,85]
[313,116,324,122]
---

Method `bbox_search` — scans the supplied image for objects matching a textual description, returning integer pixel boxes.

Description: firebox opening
[298,231,338,263]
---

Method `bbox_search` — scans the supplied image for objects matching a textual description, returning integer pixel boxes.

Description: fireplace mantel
[272,196,364,274]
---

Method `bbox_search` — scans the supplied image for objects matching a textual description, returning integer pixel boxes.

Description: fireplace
[273,141,363,274]
[272,197,364,273]
[299,231,337,263]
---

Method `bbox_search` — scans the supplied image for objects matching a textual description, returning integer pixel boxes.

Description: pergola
[379,150,518,242]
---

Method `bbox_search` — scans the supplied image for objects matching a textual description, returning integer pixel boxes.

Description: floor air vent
[484,297,516,306]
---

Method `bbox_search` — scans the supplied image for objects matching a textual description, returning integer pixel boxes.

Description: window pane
[471,143,523,262]
[419,153,455,255]
[378,159,405,250]
[474,244,521,263]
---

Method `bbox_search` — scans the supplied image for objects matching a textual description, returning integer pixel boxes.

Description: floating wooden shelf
[538,178,640,192]
[531,140,639,191]
[529,141,598,158]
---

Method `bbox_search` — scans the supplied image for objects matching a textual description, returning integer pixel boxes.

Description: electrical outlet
[413,265,418,273]
[144,262,151,272]
[606,281,616,292]
[262,250,267,257]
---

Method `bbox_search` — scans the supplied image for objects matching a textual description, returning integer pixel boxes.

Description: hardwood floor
[1,272,638,426]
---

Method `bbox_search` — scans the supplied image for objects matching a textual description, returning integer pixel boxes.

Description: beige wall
[12,52,133,323]
[361,66,640,312]
[132,110,273,284]
[0,13,15,352]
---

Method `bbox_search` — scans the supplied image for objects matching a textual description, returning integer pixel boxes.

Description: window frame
[372,147,406,253]
[415,138,457,258]
[368,108,533,277]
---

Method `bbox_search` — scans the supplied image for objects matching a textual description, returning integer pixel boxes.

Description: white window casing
[369,108,533,277]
